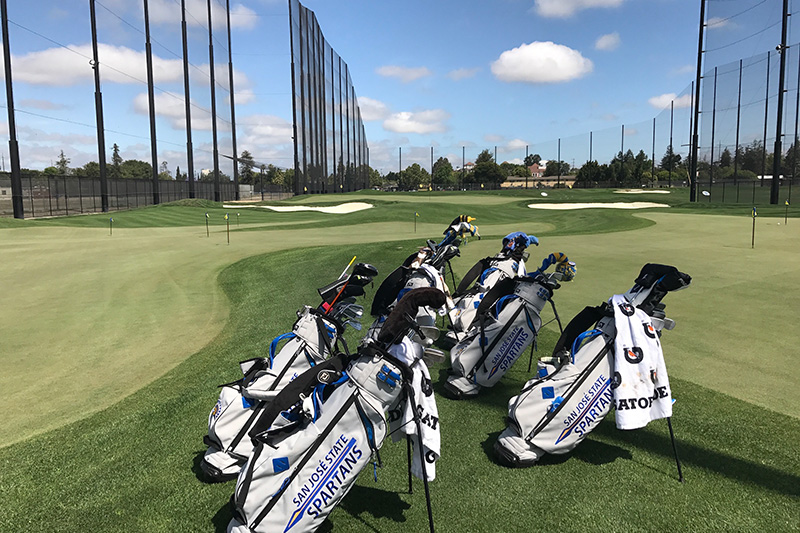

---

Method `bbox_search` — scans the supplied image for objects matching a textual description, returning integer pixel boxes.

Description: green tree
[524,153,541,167]
[368,166,383,188]
[55,150,70,175]
[158,161,171,180]
[74,161,101,178]
[499,162,531,178]
[543,160,571,177]
[398,163,429,190]
[432,157,455,188]
[474,161,504,184]
[239,150,256,184]
[718,148,732,168]
[110,143,123,178]
[575,160,601,183]
[475,149,494,164]
[120,159,153,180]
[659,146,682,171]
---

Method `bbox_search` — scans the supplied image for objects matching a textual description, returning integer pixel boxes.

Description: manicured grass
[0,243,797,533]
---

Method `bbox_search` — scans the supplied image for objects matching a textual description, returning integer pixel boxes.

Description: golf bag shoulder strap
[454,257,492,297]
[305,306,344,336]
[247,355,350,439]
[551,305,607,356]
[371,265,412,317]
[474,276,518,320]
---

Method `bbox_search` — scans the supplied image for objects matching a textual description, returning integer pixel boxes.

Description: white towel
[611,294,672,430]
[387,338,440,481]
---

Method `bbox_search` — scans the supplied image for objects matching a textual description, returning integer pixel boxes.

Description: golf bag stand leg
[406,385,435,533]
[407,435,413,494]
[667,417,684,483]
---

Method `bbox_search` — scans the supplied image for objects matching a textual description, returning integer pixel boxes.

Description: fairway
[1,190,798,532]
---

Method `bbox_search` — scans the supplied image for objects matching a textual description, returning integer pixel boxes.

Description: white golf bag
[202,306,344,481]
[494,264,691,468]
[447,232,537,344]
[445,268,569,399]
[228,288,445,533]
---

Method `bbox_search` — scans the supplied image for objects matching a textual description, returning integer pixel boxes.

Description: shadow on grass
[338,484,412,531]
[212,498,233,533]
[595,421,800,497]
[481,429,632,468]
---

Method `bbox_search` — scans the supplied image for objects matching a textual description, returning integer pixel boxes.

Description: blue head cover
[502,232,539,250]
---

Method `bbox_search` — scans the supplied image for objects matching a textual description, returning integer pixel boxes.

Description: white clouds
[383,109,450,134]
[376,65,432,83]
[534,0,625,18]
[491,41,592,84]
[238,114,293,147]
[595,32,620,51]
[648,93,693,110]
[706,17,734,31]
[484,134,504,143]
[19,99,68,111]
[358,96,390,121]
[447,67,479,81]
[148,0,257,30]
[506,138,528,151]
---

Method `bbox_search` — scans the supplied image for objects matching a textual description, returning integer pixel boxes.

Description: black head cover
[634,264,692,292]
[377,287,446,344]
[352,263,378,278]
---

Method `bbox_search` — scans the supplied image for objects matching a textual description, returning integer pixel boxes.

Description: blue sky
[0,0,778,175]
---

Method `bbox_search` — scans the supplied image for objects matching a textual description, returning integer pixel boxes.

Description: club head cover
[377,287,447,344]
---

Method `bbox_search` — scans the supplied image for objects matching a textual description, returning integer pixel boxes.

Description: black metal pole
[669,101,674,187]
[557,138,561,187]
[620,125,625,183]
[689,0,706,202]
[330,47,336,192]
[794,47,800,187]
[762,51,771,189]
[225,0,239,201]
[771,0,790,204]
[735,59,742,192]
[207,0,221,202]
[89,0,109,213]
[143,0,160,205]
[1,0,23,219]
[288,0,300,194]
[461,146,465,189]
[180,0,195,199]
[525,144,529,189]
[710,67,717,192]
[666,417,684,482]
[652,117,656,182]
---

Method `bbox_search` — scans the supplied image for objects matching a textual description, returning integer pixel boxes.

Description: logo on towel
[643,322,657,339]
[615,386,670,411]
[421,376,434,397]
[610,371,622,390]
[287,434,363,531]
[624,347,644,364]
[618,302,635,317]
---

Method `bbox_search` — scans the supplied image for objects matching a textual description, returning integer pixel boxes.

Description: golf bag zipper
[249,391,359,529]
[527,338,614,442]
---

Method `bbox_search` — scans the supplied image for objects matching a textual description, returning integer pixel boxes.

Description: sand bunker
[222,202,373,214]
[528,202,669,210]
[614,189,671,194]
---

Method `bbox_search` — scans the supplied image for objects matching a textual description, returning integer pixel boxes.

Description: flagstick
[237,212,240,227]
[414,212,417,233]
[226,214,230,244]
[109,217,113,236]
[205,213,209,237]
[751,209,756,249]
[786,202,789,225]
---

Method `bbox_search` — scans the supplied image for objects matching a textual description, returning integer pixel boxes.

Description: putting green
[1,210,798,448]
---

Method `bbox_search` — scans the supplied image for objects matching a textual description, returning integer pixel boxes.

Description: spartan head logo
[618,302,635,317]
[611,371,622,390]
[421,376,434,397]
[643,322,657,339]
[624,346,644,364]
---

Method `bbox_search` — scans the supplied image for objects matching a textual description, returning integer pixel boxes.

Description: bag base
[494,427,544,467]
[443,375,481,399]
[200,446,244,482]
